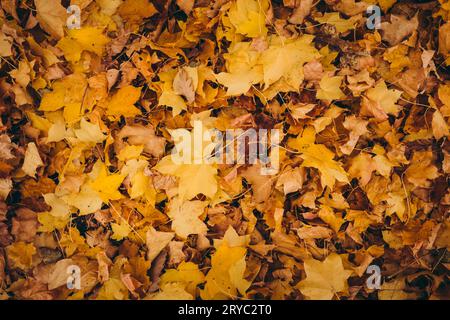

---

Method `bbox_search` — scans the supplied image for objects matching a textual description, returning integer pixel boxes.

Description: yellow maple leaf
[260,35,320,90]
[316,75,345,101]
[89,161,125,202]
[168,197,209,239]
[39,73,87,113]
[111,222,131,241]
[6,242,36,270]
[27,111,52,133]
[201,243,250,300]
[97,278,129,300]
[154,155,219,201]
[46,113,66,143]
[348,152,393,186]
[318,205,344,233]
[300,144,349,189]
[146,227,175,264]
[383,45,410,72]
[121,159,155,203]
[320,46,339,71]
[117,145,144,162]
[405,150,440,188]
[147,283,193,300]
[64,184,103,216]
[57,27,110,62]
[216,68,263,96]
[74,118,107,144]
[214,226,250,248]
[38,212,69,232]
[228,0,269,38]
[363,81,402,118]
[9,59,34,89]
[289,128,348,189]
[43,193,70,218]
[160,262,205,297]
[106,86,142,118]
[215,41,263,96]
[158,90,188,116]
[59,228,90,257]
[297,253,353,300]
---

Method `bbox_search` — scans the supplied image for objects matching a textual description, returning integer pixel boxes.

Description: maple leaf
[297,253,353,300]
[362,81,403,119]
[74,118,107,144]
[154,155,219,201]
[64,184,103,216]
[147,283,194,300]
[299,144,349,190]
[214,226,250,248]
[228,0,269,38]
[168,197,208,239]
[121,158,156,205]
[57,27,110,62]
[158,90,188,116]
[340,115,368,155]
[116,125,166,158]
[106,86,142,118]
[89,161,125,202]
[215,42,263,96]
[201,243,250,300]
[405,150,440,188]
[39,73,87,113]
[111,222,131,241]
[216,69,263,96]
[117,145,144,162]
[38,212,69,232]
[317,75,345,101]
[348,151,393,186]
[9,59,33,89]
[146,227,175,264]
[160,262,205,297]
[318,205,344,233]
[43,193,70,218]
[97,278,129,300]
[3,0,450,302]
[6,242,36,270]
[260,36,320,90]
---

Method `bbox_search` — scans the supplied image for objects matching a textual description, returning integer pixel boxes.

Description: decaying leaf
[297,253,353,300]
[0,0,448,302]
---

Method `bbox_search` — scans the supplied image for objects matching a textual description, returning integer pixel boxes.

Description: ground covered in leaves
[0,0,449,300]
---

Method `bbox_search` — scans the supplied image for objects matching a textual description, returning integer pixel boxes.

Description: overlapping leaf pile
[0,0,449,300]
